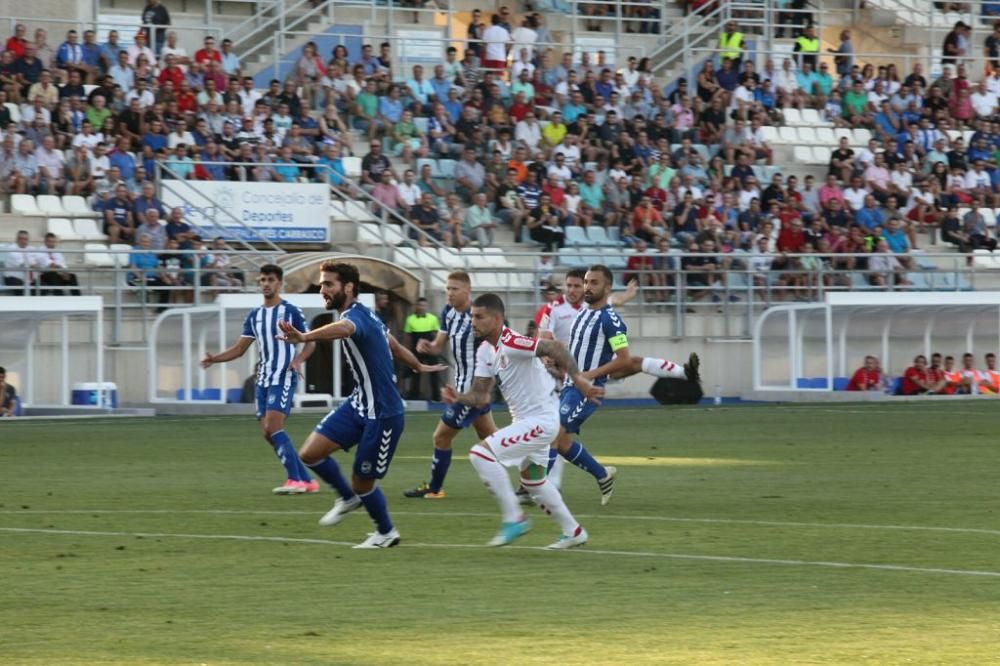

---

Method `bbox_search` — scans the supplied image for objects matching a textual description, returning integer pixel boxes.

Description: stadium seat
[344,200,378,223]
[971,249,998,270]
[393,246,421,268]
[557,248,587,267]
[47,218,80,240]
[520,226,543,246]
[459,246,483,263]
[962,129,975,143]
[10,194,42,216]
[833,376,850,391]
[341,156,362,178]
[436,247,465,268]
[329,201,350,221]
[851,128,872,146]
[906,272,931,289]
[357,223,382,244]
[812,146,832,165]
[833,127,853,143]
[413,117,429,135]
[793,145,814,164]
[475,272,503,290]
[62,195,101,218]
[981,209,997,227]
[759,125,779,143]
[797,127,818,145]
[226,388,243,404]
[783,108,803,125]
[4,102,19,123]
[416,157,441,178]
[603,252,627,270]
[815,127,836,145]
[83,243,114,267]
[73,218,108,241]
[109,244,132,268]
[945,129,961,143]
[381,224,406,245]
[586,226,620,246]
[564,226,590,246]
[481,247,515,268]
[36,195,67,216]
[800,108,829,127]
[776,126,799,144]
[437,159,457,179]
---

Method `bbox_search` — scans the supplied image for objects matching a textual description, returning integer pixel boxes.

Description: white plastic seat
[793,145,814,164]
[436,247,465,268]
[393,246,420,268]
[481,247,515,268]
[776,126,799,144]
[36,195,67,216]
[357,223,382,244]
[759,125,779,143]
[84,242,114,267]
[109,243,132,268]
[946,129,962,142]
[329,201,350,221]
[10,194,41,216]
[62,195,101,218]
[344,200,378,222]
[797,127,818,144]
[4,102,20,123]
[981,208,997,227]
[475,272,503,290]
[833,127,853,142]
[851,128,872,146]
[812,146,832,165]
[800,108,829,126]
[380,224,406,245]
[341,156,362,178]
[962,129,975,143]
[459,247,483,263]
[815,127,837,145]
[73,218,108,241]
[47,218,80,240]
[783,108,803,125]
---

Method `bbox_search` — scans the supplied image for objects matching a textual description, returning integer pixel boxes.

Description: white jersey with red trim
[475,327,559,421]
[538,295,584,346]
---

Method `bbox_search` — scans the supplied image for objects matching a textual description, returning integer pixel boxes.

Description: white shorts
[484,416,559,469]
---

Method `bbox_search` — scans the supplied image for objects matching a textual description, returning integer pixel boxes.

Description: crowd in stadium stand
[1,8,1000,296]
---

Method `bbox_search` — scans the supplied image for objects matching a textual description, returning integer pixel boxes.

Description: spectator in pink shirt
[818,173,846,208]
[863,153,891,203]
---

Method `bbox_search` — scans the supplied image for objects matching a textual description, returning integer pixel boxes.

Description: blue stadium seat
[564,226,590,246]
[226,388,244,404]
[437,159,457,179]
[604,253,628,270]
[200,388,222,401]
[416,158,440,178]
[833,376,850,391]
[587,226,622,246]
[796,378,811,389]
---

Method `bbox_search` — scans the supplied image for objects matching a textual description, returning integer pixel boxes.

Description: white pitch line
[1,526,997,579]
[1,508,999,538]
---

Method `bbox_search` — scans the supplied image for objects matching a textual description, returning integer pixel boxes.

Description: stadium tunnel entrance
[275,253,420,396]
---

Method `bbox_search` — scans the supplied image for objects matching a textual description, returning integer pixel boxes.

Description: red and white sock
[642,357,686,379]
[524,477,580,536]
[470,445,522,524]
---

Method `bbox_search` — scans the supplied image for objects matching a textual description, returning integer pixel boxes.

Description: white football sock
[548,455,566,489]
[641,357,686,379]
[470,445,522,524]
[524,477,580,536]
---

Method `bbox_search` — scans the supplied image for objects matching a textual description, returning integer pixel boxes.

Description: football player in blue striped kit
[403,270,498,499]
[277,262,446,549]
[201,264,318,495]
[552,264,699,505]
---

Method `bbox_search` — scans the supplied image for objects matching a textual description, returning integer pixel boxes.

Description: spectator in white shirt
[546,153,572,187]
[396,169,422,213]
[482,15,511,71]
[843,175,869,212]
[34,135,65,194]
[511,49,535,81]
[970,81,997,118]
[124,78,155,109]
[2,230,39,293]
[35,233,80,296]
[515,111,542,151]
[965,159,993,205]
[159,31,189,70]
[168,120,195,149]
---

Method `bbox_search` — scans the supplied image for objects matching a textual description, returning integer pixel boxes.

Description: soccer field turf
[2,403,999,665]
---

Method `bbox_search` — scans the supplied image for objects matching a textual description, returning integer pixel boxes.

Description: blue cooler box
[71,382,119,408]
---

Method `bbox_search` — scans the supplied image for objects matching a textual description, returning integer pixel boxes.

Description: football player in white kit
[441,293,603,549]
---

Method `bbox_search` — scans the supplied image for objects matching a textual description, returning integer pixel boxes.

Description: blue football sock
[562,440,607,481]
[546,447,558,473]
[270,431,303,481]
[428,448,452,492]
[307,457,354,499]
[359,486,394,534]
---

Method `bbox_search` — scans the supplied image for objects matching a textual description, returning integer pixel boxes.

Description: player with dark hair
[442,292,601,548]
[201,264,318,494]
[277,261,445,548]
[404,270,498,499]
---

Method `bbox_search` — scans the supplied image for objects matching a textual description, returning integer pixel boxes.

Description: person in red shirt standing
[5,23,28,58]
[193,35,222,66]
[846,355,883,391]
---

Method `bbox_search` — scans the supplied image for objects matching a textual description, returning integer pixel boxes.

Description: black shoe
[404,482,437,498]
[684,352,701,385]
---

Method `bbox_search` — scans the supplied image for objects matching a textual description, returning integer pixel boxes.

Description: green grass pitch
[2,403,1000,665]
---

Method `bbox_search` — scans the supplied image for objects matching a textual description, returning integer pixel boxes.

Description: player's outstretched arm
[536,338,604,404]
[416,331,447,355]
[278,319,355,343]
[389,334,448,373]
[442,376,494,407]
[609,278,639,308]
[201,337,254,368]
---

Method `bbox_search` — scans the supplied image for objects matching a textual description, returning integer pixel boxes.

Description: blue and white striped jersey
[440,304,477,392]
[341,301,405,419]
[566,305,629,387]
[241,300,309,388]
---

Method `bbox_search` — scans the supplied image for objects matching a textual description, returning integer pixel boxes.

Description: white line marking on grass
[2,509,1000,538]
[1,526,998,579]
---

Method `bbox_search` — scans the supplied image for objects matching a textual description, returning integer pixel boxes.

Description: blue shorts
[315,402,405,479]
[441,403,492,430]
[255,377,297,419]
[559,385,600,435]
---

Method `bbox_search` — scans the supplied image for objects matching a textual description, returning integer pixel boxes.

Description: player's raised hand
[440,384,459,405]
[419,362,449,374]
[200,353,214,369]
[276,320,306,344]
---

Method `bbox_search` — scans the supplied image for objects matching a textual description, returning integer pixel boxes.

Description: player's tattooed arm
[442,376,494,408]
[536,339,604,404]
